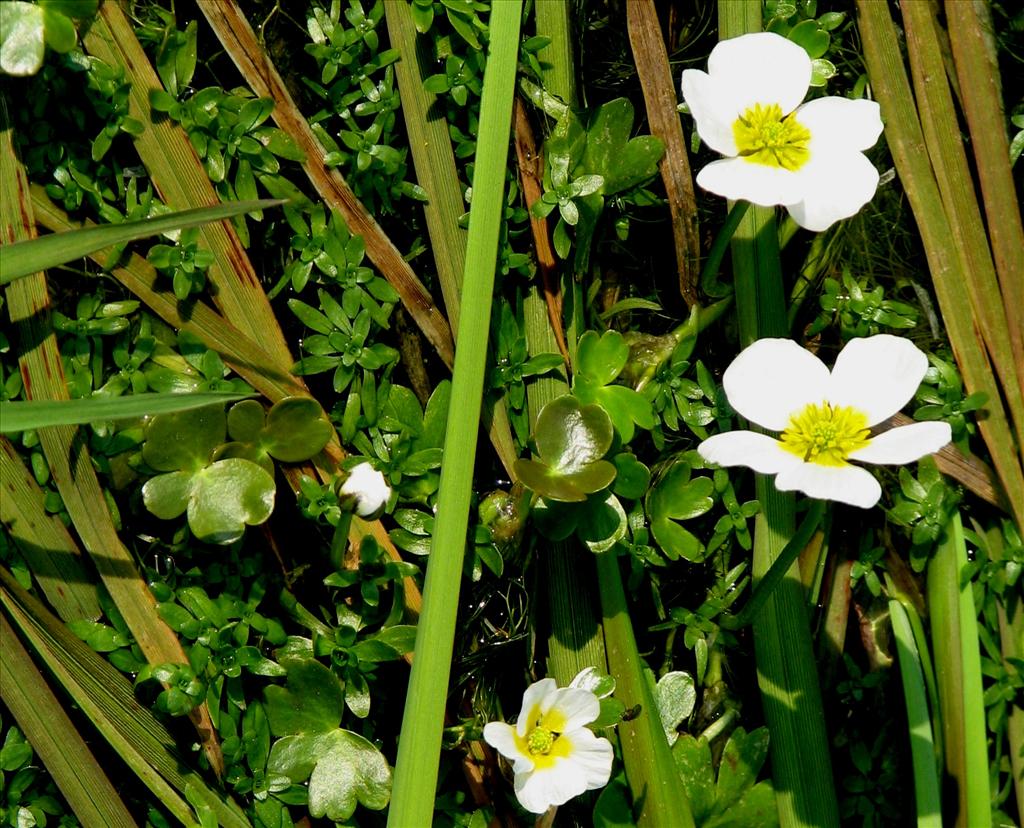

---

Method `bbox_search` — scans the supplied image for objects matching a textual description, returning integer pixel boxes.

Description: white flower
[697,335,952,508]
[681,32,884,231]
[338,462,391,517]
[483,676,613,814]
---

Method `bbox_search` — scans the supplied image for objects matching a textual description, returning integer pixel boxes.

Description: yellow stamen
[733,103,811,170]
[527,726,555,755]
[780,402,870,466]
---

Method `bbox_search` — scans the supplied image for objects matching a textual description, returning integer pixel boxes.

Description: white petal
[826,335,929,425]
[483,722,528,765]
[786,150,880,231]
[698,432,803,475]
[680,70,740,156]
[542,688,600,732]
[848,421,952,465]
[707,33,811,115]
[559,729,614,791]
[514,760,588,814]
[515,678,557,738]
[696,157,805,207]
[796,97,884,153]
[775,462,881,508]
[723,338,831,430]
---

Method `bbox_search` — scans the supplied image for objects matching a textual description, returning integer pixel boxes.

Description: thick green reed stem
[387,4,521,824]
[718,4,840,827]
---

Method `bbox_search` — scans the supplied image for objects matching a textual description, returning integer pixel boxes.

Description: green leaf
[704,783,778,828]
[672,735,715,823]
[0,2,45,76]
[655,671,695,746]
[714,726,770,812]
[647,463,714,562]
[1,198,283,285]
[41,7,76,53]
[577,330,629,386]
[0,392,248,433]
[264,658,342,735]
[788,19,830,59]
[268,729,391,821]
[142,459,275,544]
[514,395,617,501]
[142,405,227,472]
[581,98,664,195]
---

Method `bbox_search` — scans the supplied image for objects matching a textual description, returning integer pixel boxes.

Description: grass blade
[889,598,943,827]
[387,6,521,823]
[0,199,281,285]
[900,1,1024,457]
[1,612,138,828]
[383,0,518,478]
[855,0,1024,531]
[0,437,101,622]
[596,550,695,828]
[926,512,990,828]
[1,392,249,433]
[945,0,1024,391]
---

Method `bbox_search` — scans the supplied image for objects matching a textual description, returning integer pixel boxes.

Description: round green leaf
[262,397,333,462]
[612,452,651,499]
[185,458,275,544]
[142,471,192,520]
[535,395,613,473]
[788,19,830,59]
[227,399,265,443]
[142,405,226,472]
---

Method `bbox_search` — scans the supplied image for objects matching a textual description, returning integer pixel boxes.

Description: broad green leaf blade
[0,392,249,433]
[387,5,522,824]
[0,199,282,285]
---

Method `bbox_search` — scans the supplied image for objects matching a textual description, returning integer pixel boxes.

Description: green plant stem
[384,0,518,479]
[387,6,521,824]
[926,512,990,828]
[719,4,839,824]
[889,598,943,828]
[699,200,748,298]
[595,551,695,828]
[722,500,825,630]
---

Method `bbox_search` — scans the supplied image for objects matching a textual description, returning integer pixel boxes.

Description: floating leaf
[573,331,654,443]
[515,395,616,502]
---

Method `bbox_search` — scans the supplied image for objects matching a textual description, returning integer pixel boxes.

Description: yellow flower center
[527,726,556,755]
[733,103,811,170]
[780,402,871,466]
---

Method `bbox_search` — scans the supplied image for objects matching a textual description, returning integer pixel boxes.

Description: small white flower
[698,335,952,508]
[483,676,613,814]
[681,32,884,231]
[338,462,391,517]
